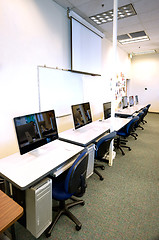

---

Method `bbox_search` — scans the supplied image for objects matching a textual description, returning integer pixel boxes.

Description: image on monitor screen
[14,110,58,155]
[103,102,111,119]
[71,102,92,129]
[135,95,139,105]
[122,96,128,109]
[129,96,134,107]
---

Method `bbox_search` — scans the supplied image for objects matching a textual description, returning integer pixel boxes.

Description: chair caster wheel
[81,201,85,206]
[129,148,131,151]
[100,177,104,181]
[46,232,51,238]
[101,166,105,170]
[76,225,81,231]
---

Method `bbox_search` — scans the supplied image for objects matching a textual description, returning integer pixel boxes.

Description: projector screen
[71,18,102,75]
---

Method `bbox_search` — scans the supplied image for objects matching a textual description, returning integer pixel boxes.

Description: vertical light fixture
[109,0,118,166]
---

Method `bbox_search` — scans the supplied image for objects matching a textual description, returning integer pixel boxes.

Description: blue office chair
[140,107,148,124]
[142,104,151,124]
[115,116,139,155]
[94,131,116,181]
[46,150,88,237]
[134,111,145,130]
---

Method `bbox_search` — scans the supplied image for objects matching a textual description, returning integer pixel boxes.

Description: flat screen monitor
[135,95,139,105]
[103,102,111,119]
[14,110,58,155]
[122,96,128,109]
[129,96,134,107]
[71,102,92,129]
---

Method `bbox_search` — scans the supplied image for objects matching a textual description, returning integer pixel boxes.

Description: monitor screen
[103,102,111,119]
[129,96,134,107]
[135,95,139,105]
[14,110,58,155]
[71,102,92,129]
[122,96,128,109]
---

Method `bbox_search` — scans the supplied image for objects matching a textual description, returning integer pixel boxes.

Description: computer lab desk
[0,139,84,191]
[59,117,131,166]
[115,104,145,117]
[59,117,131,146]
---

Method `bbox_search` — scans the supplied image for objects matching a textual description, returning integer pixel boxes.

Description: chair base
[130,132,138,140]
[114,137,131,155]
[46,196,84,237]
[94,161,105,181]
[94,167,104,181]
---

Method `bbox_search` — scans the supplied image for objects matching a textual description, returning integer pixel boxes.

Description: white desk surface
[59,120,110,147]
[0,140,84,190]
[115,105,145,115]
[59,117,130,146]
[131,105,145,111]
[103,117,131,131]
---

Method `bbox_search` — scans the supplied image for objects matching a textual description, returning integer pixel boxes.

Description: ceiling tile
[53,0,159,53]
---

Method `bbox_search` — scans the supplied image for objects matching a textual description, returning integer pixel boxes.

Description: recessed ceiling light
[133,50,156,55]
[89,3,137,25]
[119,36,149,44]
[118,31,150,45]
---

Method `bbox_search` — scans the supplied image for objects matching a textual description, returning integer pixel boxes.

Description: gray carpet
[15,113,159,240]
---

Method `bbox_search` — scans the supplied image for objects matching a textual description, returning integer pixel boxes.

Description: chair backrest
[125,116,139,135]
[146,104,151,110]
[135,111,144,127]
[142,107,148,118]
[95,131,116,159]
[65,150,88,195]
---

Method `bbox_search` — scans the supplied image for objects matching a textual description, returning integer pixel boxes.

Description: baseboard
[149,111,159,114]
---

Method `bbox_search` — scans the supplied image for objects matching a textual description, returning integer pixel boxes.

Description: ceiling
[53,0,159,54]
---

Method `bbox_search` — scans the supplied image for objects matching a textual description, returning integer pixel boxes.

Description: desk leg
[11,225,16,240]
[109,140,115,166]
[4,180,11,196]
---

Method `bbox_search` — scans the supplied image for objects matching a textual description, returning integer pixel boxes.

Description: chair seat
[52,180,73,201]
[117,130,127,137]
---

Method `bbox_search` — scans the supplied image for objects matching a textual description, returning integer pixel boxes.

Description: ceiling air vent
[117,34,130,41]
[118,30,149,44]
[129,31,147,38]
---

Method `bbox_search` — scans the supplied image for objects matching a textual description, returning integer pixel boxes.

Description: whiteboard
[38,67,83,117]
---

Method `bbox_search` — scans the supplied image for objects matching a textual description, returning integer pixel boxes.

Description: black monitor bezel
[129,96,134,107]
[71,102,92,130]
[122,96,128,109]
[14,109,58,155]
[103,102,111,119]
[135,95,139,105]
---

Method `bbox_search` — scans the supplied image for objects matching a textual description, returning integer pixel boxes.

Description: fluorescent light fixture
[118,31,150,45]
[133,50,156,55]
[119,36,149,44]
[89,3,136,25]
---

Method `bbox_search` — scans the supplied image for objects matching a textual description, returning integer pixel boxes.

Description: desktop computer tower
[26,178,52,238]
[86,144,95,178]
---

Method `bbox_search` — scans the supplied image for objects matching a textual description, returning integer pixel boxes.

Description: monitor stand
[29,148,46,157]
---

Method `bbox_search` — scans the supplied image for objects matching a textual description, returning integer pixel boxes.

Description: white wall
[82,38,130,120]
[0,0,70,158]
[0,0,130,158]
[129,53,159,112]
